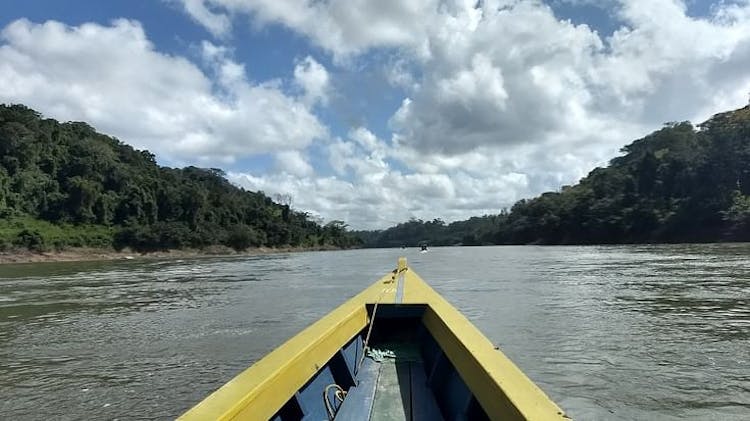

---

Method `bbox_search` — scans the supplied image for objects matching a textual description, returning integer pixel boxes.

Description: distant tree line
[0,104,361,252]
[356,106,750,247]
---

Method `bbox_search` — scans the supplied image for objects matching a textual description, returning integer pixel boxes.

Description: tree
[0,104,359,252]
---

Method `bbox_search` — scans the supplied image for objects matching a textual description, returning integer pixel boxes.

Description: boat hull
[179,258,568,420]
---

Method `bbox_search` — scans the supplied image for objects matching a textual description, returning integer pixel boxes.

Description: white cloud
[275,150,314,177]
[385,58,418,89]
[228,154,534,229]
[229,128,536,228]
[179,0,232,37]
[294,56,330,106]
[0,19,325,165]
[327,128,390,179]
[176,0,437,58]
[594,0,750,124]
[391,1,610,154]
[178,0,750,144]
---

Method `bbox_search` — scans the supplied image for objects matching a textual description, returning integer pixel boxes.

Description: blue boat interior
[270,304,491,421]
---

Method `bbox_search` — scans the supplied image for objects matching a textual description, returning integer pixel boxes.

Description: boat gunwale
[179,263,569,421]
[399,269,569,421]
[177,272,396,420]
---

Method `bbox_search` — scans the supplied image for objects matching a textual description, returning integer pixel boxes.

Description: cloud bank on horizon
[1,0,750,229]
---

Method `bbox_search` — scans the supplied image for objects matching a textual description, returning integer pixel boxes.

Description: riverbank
[0,245,342,265]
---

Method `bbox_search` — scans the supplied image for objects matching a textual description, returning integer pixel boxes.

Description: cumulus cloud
[181,1,750,131]
[294,56,330,106]
[179,0,232,37]
[597,0,750,123]
[0,19,325,165]
[275,150,314,177]
[175,0,436,57]
[227,173,455,229]
[230,127,535,228]
[178,0,750,156]
[229,162,532,229]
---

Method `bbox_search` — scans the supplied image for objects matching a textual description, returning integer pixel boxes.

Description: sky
[1,0,750,229]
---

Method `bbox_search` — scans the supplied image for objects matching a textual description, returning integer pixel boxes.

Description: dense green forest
[4,103,748,253]
[0,104,360,252]
[356,106,750,247]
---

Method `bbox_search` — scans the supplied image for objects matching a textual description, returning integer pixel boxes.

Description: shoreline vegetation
[355,105,750,247]
[3,103,750,255]
[0,245,341,265]
[0,104,361,256]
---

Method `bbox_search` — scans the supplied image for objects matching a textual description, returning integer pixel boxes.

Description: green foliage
[354,216,502,247]
[13,229,46,252]
[724,192,750,223]
[113,222,197,252]
[0,215,114,251]
[224,225,263,251]
[0,104,360,252]
[721,191,750,240]
[358,106,750,246]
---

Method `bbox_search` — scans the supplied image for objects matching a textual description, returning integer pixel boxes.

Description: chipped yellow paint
[179,258,568,421]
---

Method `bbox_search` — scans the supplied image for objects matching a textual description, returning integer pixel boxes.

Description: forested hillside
[357,106,750,247]
[0,104,360,252]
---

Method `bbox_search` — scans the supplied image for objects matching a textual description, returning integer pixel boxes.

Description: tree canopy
[0,104,360,252]
[356,106,750,247]
[4,103,748,252]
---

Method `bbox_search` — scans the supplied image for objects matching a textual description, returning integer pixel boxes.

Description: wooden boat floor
[336,342,443,421]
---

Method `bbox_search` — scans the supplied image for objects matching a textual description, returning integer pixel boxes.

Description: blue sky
[2,0,750,228]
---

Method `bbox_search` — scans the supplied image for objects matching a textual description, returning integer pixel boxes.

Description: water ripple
[1,246,749,420]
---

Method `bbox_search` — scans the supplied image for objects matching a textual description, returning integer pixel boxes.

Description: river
[1,245,748,420]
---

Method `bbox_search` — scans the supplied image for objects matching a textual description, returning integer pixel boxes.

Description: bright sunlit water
[1,245,749,420]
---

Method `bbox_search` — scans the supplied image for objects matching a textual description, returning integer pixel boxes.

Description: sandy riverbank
[0,245,341,265]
